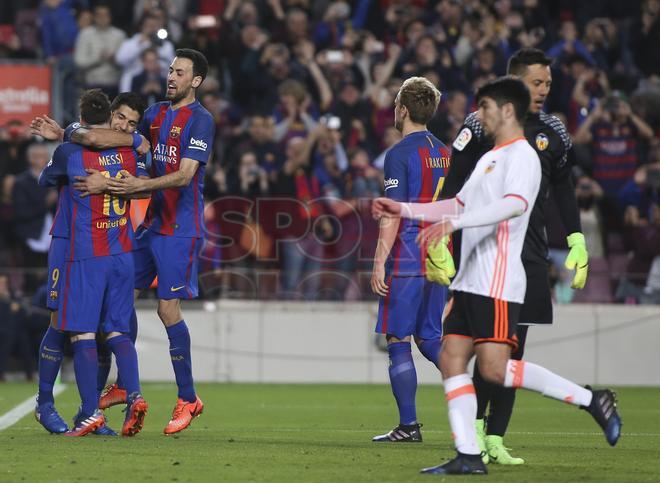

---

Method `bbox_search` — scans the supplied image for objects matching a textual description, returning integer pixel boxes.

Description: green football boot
[475,419,489,464]
[485,435,525,465]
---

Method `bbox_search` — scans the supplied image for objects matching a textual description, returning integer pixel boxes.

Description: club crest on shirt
[535,133,549,151]
[170,126,182,139]
[485,159,496,174]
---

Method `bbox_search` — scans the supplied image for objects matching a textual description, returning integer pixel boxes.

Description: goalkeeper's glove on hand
[425,236,455,286]
[565,232,589,289]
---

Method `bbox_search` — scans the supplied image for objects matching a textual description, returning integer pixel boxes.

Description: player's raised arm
[30,114,65,142]
[70,126,150,155]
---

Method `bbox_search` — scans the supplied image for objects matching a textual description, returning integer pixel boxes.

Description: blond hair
[397,76,441,125]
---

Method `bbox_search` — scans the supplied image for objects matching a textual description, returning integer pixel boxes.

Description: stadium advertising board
[0,64,51,125]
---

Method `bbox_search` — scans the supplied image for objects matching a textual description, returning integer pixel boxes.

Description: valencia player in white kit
[372,77,621,475]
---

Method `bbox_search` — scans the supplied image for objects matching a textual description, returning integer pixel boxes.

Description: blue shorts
[133,228,201,300]
[47,237,69,311]
[375,276,447,340]
[56,252,134,334]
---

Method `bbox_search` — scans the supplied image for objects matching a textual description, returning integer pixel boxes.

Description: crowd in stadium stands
[0,0,659,339]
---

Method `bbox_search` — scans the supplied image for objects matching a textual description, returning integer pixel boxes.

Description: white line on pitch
[0,384,67,431]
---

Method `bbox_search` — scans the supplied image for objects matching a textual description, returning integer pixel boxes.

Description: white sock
[443,373,480,455]
[504,360,592,407]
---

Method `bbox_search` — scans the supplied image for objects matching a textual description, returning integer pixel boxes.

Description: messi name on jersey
[97,152,125,167]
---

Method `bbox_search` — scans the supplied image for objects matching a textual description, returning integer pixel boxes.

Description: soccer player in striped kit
[373,77,621,475]
[371,77,452,442]
[104,48,214,434]
[39,90,149,437]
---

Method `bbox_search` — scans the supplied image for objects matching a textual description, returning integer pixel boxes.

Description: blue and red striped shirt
[383,130,451,277]
[591,120,639,196]
[49,122,83,238]
[39,144,147,260]
[138,100,215,238]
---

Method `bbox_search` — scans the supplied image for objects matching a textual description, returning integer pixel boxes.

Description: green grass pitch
[1,383,658,482]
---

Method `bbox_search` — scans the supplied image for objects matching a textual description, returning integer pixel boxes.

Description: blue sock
[96,339,112,394]
[418,338,442,368]
[116,311,138,389]
[166,320,196,402]
[107,335,140,396]
[72,339,98,416]
[38,327,66,405]
[388,341,417,425]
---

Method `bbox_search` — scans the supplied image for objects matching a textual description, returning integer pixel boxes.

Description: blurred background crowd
[1,0,660,378]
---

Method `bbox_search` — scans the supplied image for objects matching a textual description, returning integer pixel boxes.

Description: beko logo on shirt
[384,178,399,191]
[189,137,207,151]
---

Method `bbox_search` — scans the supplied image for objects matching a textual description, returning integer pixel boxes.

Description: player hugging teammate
[34,48,213,437]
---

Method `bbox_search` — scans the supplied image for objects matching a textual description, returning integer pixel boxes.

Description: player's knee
[387,334,411,344]
[157,300,182,326]
[478,360,506,385]
[70,332,95,342]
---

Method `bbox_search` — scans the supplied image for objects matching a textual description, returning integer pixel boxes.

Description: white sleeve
[400,198,463,222]
[501,146,541,214]
[453,196,527,230]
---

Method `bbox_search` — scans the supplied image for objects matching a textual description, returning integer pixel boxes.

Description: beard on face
[167,85,192,104]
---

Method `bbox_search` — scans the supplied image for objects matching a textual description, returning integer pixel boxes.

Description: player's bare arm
[371,216,400,297]
[106,157,200,195]
[29,114,65,141]
[71,127,151,155]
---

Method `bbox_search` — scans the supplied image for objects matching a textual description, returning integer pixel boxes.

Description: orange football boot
[99,384,127,409]
[163,397,204,435]
[122,394,149,437]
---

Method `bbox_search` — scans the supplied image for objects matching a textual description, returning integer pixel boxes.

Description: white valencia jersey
[450,137,541,303]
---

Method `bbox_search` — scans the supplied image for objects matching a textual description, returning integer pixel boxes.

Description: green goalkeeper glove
[425,236,456,286]
[565,232,589,289]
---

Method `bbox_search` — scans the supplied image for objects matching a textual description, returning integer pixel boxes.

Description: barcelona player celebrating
[103,48,214,434]
[371,77,451,442]
[38,90,149,437]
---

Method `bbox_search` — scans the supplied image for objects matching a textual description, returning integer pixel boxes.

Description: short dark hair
[507,48,553,76]
[175,48,209,83]
[111,92,147,120]
[79,89,111,125]
[476,76,530,123]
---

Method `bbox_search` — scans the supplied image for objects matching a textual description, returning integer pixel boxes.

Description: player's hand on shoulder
[136,134,151,156]
[370,262,389,297]
[372,197,401,219]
